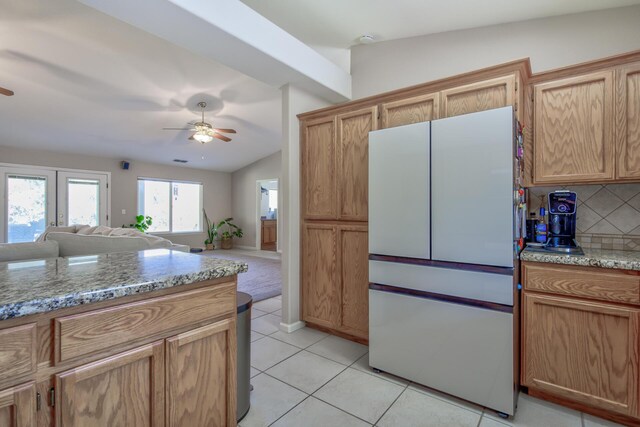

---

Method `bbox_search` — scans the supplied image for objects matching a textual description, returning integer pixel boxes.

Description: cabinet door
[166,319,236,427]
[55,341,164,427]
[616,63,640,179]
[533,71,615,183]
[0,382,35,427]
[302,223,340,328]
[440,75,515,118]
[381,93,439,128]
[340,225,369,339]
[337,107,377,221]
[301,116,337,220]
[523,294,639,417]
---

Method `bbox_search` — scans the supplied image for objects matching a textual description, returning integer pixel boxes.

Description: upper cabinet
[301,116,337,220]
[616,62,640,180]
[440,75,516,118]
[380,93,439,129]
[533,71,615,184]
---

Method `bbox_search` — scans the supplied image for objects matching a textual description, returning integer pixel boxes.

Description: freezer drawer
[368,122,430,259]
[369,289,515,415]
[369,260,513,306]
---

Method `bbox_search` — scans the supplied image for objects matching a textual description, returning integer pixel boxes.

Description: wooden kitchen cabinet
[166,319,236,427]
[301,116,337,220]
[440,75,517,118]
[261,219,277,251]
[55,341,165,426]
[533,70,616,184]
[616,62,640,180]
[380,92,439,129]
[0,382,36,427]
[523,293,639,417]
[339,225,369,339]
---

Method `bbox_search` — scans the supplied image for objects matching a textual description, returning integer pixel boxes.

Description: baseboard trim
[279,321,305,333]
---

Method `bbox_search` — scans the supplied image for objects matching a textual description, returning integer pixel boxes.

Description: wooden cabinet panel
[55,341,165,426]
[55,282,235,363]
[0,324,36,384]
[533,71,615,183]
[0,382,35,427]
[302,117,337,219]
[440,75,515,118]
[523,262,640,305]
[302,223,340,328]
[166,319,236,427]
[261,219,277,251]
[523,294,639,416]
[337,107,377,221]
[339,226,369,339]
[616,62,640,179]
[381,93,439,128]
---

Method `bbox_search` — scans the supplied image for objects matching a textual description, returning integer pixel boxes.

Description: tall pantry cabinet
[299,60,528,342]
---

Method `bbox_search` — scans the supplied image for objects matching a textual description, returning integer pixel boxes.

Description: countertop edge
[521,249,640,272]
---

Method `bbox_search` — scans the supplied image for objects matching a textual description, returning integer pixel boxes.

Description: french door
[0,166,109,243]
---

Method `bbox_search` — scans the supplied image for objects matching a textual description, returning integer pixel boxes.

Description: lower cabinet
[523,292,640,418]
[0,382,36,427]
[302,222,369,341]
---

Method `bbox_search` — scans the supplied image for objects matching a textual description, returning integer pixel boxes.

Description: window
[137,178,203,233]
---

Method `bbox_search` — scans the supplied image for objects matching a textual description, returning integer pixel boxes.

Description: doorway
[0,165,110,243]
[256,179,278,252]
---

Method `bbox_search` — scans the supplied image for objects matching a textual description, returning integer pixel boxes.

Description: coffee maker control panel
[548,192,577,215]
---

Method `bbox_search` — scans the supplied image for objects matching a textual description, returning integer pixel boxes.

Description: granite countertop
[0,249,248,321]
[521,247,640,271]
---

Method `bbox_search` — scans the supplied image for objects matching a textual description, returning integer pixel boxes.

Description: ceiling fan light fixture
[193,130,213,144]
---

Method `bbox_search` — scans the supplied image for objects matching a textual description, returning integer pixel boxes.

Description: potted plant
[216,217,243,249]
[123,215,153,233]
[203,210,217,250]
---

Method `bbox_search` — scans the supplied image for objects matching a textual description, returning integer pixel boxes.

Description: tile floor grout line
[346,357,411,388]
[265,394,313,427]
[257,346,305,372]
[372,381,410,426]
[264,333,329,351]
[310,393,376,426]
[406,381,484,415]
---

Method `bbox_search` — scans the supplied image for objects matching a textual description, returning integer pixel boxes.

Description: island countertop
[521,247,640,271]
[0,249,248,321]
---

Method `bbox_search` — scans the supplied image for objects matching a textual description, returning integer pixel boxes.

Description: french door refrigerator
[368,106,521,416]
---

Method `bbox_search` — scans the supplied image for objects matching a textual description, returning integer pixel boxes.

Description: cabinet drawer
[0,324,37,383]
[523,262,640,304]
[54,282,236,363]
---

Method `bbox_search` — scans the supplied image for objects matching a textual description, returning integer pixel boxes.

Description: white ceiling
[240,0,640,50]
[0,0,282,172]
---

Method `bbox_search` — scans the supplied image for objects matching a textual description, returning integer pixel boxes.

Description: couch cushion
[46,232,152,257]
[0,240,60,262]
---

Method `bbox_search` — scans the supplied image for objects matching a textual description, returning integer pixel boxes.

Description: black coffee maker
[545,191,583,254]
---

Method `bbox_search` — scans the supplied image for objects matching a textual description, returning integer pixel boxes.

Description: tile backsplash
[527,183,640,251]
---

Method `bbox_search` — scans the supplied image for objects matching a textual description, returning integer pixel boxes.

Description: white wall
[230,151,281,248]
[0,145,231,248]
[351,5,640,98]
[280,84,332,331]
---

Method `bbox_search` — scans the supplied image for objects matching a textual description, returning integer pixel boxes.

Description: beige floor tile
[378,388,481,427]
[407,382,483,414]
[479,416,510,427]
[270,327,328,349]
[271,397,370,427]
[314,368,404,424]
[251,336,300,371]
[251,330,265,343]
[251,313,281,335]
[251,308,268,319]
[307,335,368,365]
[484,394,581,426]
[273,309,282,316]
[250,367,261,378]
[239,373,306,427]
[266,350,347,394]
[351,353,409,387]
[583,413,626,426]
[253,297,282,313]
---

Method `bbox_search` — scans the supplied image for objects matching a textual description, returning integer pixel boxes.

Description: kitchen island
[0,249,247,426]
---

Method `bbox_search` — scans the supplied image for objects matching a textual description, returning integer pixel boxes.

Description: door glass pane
[139,180,170,232]
[7,175,47,243]
[67,178,100,226]
[172,182,201,232]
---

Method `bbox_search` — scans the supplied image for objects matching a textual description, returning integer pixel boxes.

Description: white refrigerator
[368,106,520,416]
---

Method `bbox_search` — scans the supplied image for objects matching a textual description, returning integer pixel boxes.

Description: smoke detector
[359,35,375,44]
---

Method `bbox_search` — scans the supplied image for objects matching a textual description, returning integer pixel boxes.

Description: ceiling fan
[163,101,236,143]
[0,86,14,96]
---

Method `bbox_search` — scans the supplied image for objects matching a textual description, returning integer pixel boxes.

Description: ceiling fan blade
[213,133,232,142]
[0,86,14,96]
[212,128,236,134]
[163,127,194,131]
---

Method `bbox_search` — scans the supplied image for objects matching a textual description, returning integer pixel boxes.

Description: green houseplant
[124,215,153,233]
[217,217,243,249]
[203,209,217,250]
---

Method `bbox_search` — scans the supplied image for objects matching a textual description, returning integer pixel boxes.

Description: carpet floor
[200,251,282,302]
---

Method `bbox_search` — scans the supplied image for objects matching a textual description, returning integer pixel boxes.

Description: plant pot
[205,243,215,251]
[221,237,233,249]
